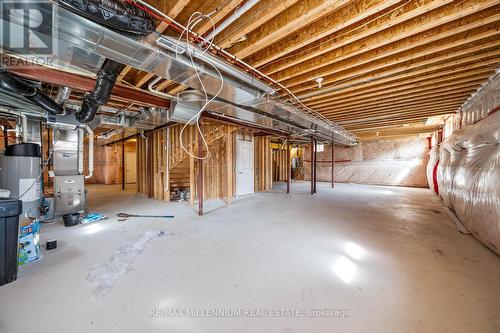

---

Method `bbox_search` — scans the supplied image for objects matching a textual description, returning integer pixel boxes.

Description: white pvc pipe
[205,0,260,40]
[147,77,177,100]
[19,113,28,143]
[77,128,84,175]
[83,125,94,179]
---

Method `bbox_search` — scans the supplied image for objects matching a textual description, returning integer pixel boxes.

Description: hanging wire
[175,11,225,160]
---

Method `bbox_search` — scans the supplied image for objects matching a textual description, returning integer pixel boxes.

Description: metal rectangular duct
[0,5,356,145]
[174,91,356,145]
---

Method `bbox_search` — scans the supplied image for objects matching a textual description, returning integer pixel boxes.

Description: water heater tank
[0,143,42,218]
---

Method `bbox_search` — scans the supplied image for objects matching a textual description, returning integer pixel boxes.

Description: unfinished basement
[0,1,499,332]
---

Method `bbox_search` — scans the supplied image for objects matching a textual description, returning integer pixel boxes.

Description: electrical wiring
[176,11,225,161]
[17,149,53,200]
[126,0,355,141]
[17,128,60,200]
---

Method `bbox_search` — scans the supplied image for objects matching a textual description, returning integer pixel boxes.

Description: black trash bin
[0,198,22,286]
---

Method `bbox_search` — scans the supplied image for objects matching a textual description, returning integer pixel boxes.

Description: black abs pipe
[58,0,155,35]
[0,67,63,115]
[76,59,125,123]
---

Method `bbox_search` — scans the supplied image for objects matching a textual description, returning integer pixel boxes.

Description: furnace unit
[52,128,86,217]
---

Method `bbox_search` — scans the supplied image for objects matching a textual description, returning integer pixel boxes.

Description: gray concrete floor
[0,182,499,333]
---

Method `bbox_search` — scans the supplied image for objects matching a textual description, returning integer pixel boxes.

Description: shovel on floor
[116,213,174,219]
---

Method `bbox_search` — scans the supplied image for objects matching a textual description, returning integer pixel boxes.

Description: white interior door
[236,140,254,196]
[125,151,137,184]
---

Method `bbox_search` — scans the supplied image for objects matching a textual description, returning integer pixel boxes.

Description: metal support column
[310,136,314,195]
[2,127,8,147]
[198,118,204,216]
[286,136,291,194]
[147,134,153,198]
[313,139,317,194]
[121,140,125,190]
[331,141,335,188]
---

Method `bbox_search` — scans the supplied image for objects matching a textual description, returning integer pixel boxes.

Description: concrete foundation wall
[304,138,430,187]
[428,100,499,255]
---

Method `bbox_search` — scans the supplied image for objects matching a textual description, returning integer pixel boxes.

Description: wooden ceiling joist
[313,78,487,112]
[302,52,500,106]
[356,133,430,141]
[352,123,442,134]
[108,0,500,139]
[338,102,463,120]
[304,69,495,105]
[270,1,500,82]
[214,0,301,49]
[341,108,459,127]
[355,132,435,140]
[161,0,193,21]
[196,0,244,35]
[349,121,425,131]
[314,85,480,112]
[310,63,492,105]
[156,79,175,91]
[327,98,467,120]
[306,58,499,106]
[344,119,433,130]
[342,115,455,130]
[247,0,401,68]
[267,0,457,76]
[329,97,465,116]
[228,0,352,59]
[174,0,231,26]
[288,26,500,93]
[320,91,473,116]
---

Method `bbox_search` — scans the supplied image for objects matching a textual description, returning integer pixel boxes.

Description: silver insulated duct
[0,3,357,145]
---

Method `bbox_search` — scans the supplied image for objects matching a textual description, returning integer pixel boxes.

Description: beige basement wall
[304,138,430,187]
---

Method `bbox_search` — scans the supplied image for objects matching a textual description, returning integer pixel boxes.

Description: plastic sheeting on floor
[431,111,499,255]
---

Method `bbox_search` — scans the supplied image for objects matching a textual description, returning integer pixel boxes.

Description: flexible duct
[58,0,155,35]
[0,67,63,115]
[76,59,125,123]
[0,107,28,142]
[54,86,72,106]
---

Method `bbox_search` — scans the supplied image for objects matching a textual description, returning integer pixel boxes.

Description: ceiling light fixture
[315,77,323,88]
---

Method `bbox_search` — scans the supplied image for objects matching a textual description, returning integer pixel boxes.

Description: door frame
[235,139,254,196]
[124,150,137,184]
